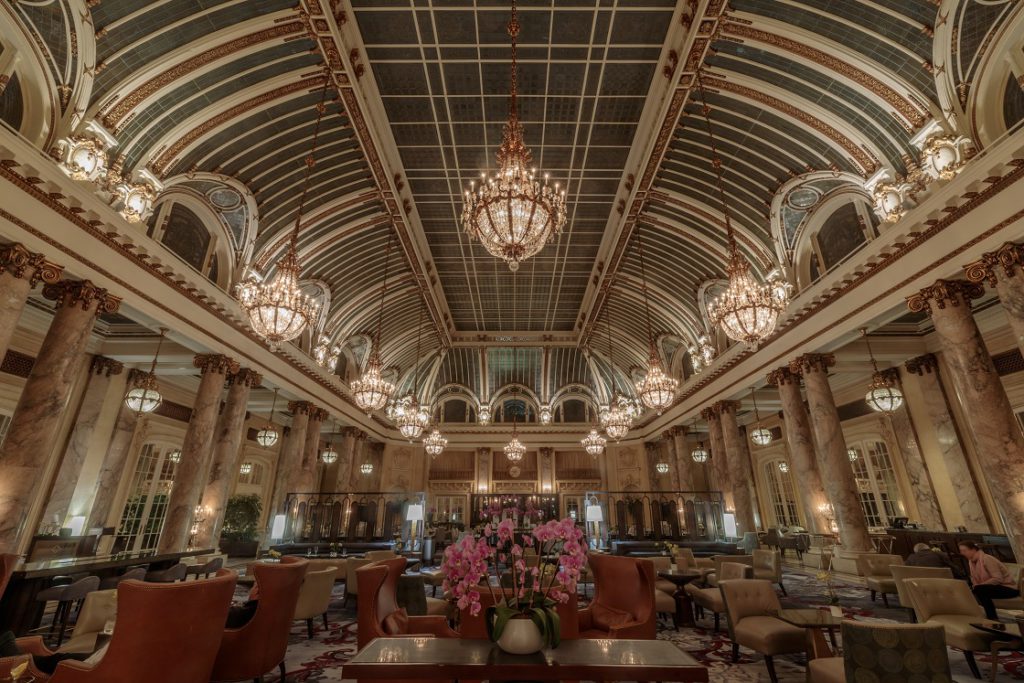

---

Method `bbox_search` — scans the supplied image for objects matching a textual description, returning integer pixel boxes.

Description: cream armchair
[905,577,996,678]
[854,553,903,607]
[720,579,806,683]
[649,556,675,595]
[889,565,952,619]
[686,561,752,632]
[293,565,337,639]
[752,549,785,595]
[303,557,347,584]
[58,588,118,654]
[707,554,754,587]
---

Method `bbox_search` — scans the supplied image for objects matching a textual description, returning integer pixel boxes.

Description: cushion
[655,579,676,594]
[0,630,19,657]
[866,577,898,593]
[691,586,725,613]
[926,615,997,651]
[382,608,410,635]
[591,603,633,631]
[654,590,676,613]
[808,656,845,683]
[734,616,807,656]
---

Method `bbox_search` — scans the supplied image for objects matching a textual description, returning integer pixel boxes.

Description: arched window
[160,204,211,272]
[761,458,800,527]
[847,439,906,528]
[114,443,181,553]
[0,23,56,148]
[496,397,535,424]
[238,461,265,486]
[793,193,877,287]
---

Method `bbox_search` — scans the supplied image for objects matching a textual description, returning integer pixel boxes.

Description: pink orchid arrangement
[440,516,587,648]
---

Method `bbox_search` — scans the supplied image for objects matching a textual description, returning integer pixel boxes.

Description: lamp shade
[406,503,424,522]
[585,505,604,523]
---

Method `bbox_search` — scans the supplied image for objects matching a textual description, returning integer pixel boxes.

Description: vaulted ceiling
[69,0,1003,382]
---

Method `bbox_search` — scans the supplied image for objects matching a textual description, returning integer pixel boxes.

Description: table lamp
[585,505,604,549]
[406,503,424,551]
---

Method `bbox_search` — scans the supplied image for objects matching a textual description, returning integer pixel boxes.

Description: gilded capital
[0,244,62,285]
[308,407,329,423]
[230,367,263,388]
[288,400,314,415]
[789,353,835,375]
[340,426,359,439]
[964,242,1024,286]
[700,406,718,421]
[766,366,800,387]
[43,279,120,315]
[713,399,740,414]
[194,353,239,376]
[90,355,124,377]
[906,279,983,314]
[904,353,938,376]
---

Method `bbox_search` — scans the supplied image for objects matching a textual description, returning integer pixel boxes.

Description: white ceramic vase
[495,617,545,655]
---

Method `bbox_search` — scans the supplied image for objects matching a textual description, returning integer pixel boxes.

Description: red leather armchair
[211,556,308,683]
[355,557,457,650]
[578,554,656,639]
[42,569,237,683]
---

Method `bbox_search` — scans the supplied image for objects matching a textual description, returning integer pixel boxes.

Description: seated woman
[959,541,1019,620]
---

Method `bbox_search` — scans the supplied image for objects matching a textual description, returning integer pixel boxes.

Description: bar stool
[35,575,100,647]
[144,562,187,583]
[185,557,223,580]
[98,566,146,590]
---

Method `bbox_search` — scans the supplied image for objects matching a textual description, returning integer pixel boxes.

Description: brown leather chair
[210,556,308,683]
[355,557,456,650]
[293,565,337,638]
[577,554,656,640]
[752,549,785,595]
[687,561,753,631]
[720,579,806,683]
[36,569,236,683]
[855,553,903,607]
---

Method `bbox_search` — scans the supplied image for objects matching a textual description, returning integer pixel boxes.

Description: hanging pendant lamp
[748,387,773,447]
[352,233,397,413]
[256,387,280,448]
[862,327,903,413]
[634,224,678,413]
[395,302,429,440]
[504,389,526,463]
[600,291,633,442]
[124,328,167,414]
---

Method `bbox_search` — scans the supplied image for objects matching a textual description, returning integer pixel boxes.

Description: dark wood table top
[344,637,709,681]
[777,608,843,629]
[657,569,703,584]
[10,548,214,579]
[971,621,1023,639]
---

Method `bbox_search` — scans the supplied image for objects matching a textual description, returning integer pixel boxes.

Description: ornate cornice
[906,279,984,314]
[789,353,835,375]
[904,353,938,376]
[765,366,800,387]
[42,279,120,314]
[193,353,239,376]
[0,243,62,285]
[963,241,1024,286]
[90,355,123,376]
[230,367,263,388]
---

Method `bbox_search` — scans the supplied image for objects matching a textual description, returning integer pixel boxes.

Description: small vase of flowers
[441,517,586,654]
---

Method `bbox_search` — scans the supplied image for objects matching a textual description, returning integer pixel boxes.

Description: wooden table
[657,569,702,628]
[345,636,709,681]
[971,621,1023,682]
[777,608,842,659]
[0,548,213,635]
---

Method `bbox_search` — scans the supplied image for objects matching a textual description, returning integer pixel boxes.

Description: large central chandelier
[394,302,430,440]
[695,74,789,345]
[237,77,328,349]
[634,225,678,413]
[352,233,397,413]
[862,328,904,413]
[461,0,566,272]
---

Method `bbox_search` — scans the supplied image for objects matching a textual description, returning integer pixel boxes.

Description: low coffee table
[970,621,1023,682]
[777,608,842,659]
[657,569,703,628]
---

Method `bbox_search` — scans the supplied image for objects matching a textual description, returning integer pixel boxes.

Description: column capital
[340,426,359,438]
[700,406,719,421]
[476,446,490,457]
[661,430,673,441]
[539,447,553,458]
[644,441,659,453]
[712,399,740,415]
[356,430,368,441]
[766,366,800,387]
[670,425,688,437]
[287,400,315,415]
[789,353,835,375]
[308,407,329,422]
[964,241,1024,286]
[0,244,62,285]
[193,353,239,376]
[906,279,984,314]
[229,367,262,388]
[43,279,120,315]
[904,353,939,376]
[90,355,123,377]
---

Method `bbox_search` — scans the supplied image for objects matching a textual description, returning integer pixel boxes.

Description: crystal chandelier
[861,328,903,413]
[748,388,773,447]
[423,428,447,457]
[240,462,253,475]
[655,461,670,474]
[504,389,526,462]
[237,79,329,349]
[695,75,789,345]
[124,328,167,414]
[352,234,397,413]
[633,225,678,413]
[691,443,709,463]
[847,448,859,462]
[689,335,715,374]
[539,404,552,425]
[313,335,340,371]
[256,387,280,448]
[461,0,566,272]
[778,461,790,474]
[360,461,374,475]
[581,429,606,457]
[320,444,338,464]
[395,302,430,441]
[478,403,492,425]
[599,301,633,441]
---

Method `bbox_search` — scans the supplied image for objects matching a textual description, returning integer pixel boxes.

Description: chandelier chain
[149,328,167,376]
[507,0,520,123]
[269,387,278,421]
[695,72,738,259]
[861,327,881,372]
[289,72,332,256]
[374,232,395,352]
[635,225,656,354]
[412,299,424,399]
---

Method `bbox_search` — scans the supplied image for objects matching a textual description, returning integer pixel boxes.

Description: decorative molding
[789,353,835,375]
[42,279,120,314]
[904,353,938,376]
[90,355,124,377]
[765,366,800,387]
[230,367,263,387]
[906,279,984,314]
[193,353,239,376]
[963,241,1024,286]
[0,243,62,285]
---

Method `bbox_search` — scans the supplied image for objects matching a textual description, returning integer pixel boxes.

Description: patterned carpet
[265,569,1019,682]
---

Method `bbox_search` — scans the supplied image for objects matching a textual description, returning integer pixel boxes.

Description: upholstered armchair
[346,551,396,605]
[293,565,337,638]
[55,588,118,654]
[889,565,953,619]
[720,579,806,683]
[365,550,398,562]
[672,546,702,570]
[854,553,903,607]
[39,569,236,683]
[686,561,753,632]
[577,554,656,639]
[356,557,456,651]
[303,557,347,584]
[905,577,996,678]
[210,557,308,683]
[706,554,754,587]
[807,621,950,683]
[649,555,675,594]
[993,563,1024,611]
[752,549,785,595]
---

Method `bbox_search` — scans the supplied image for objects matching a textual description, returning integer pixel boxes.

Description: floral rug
[263,569,1019,682]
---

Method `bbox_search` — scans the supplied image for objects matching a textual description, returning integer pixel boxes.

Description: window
[432,495,466,523]
[113,444,180,553]
[762,459,800,527]
[848,440,905,528]
[238,462,264,486]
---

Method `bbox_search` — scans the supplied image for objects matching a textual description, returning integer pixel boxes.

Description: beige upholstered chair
[993,563,1024,611]
[686,562,753,631]
[905,577,996,678]
[889,565,953,619]
[649,556,675,595]
[707,554,754,587]
[365,550,397,562]
[303,557,347,584]
[720,579,806,683]
[672,547,698,569]
[752,549,786,595]
[58,589,118,654]
[855,553,903,607]
[293,565,337,638]
[808,621,950,683]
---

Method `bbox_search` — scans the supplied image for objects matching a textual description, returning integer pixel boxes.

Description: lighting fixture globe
[750,427,773,447]
[707,256,789,345]
[360,462,374,475]
[237,251,320,349]
[689,336,716,374]
[865,374,904,413]
[478,404,491,425]
[504,436,526,462]
[539,405,552,425]
[320,446,338,465]
[256,426,279,448]
[600,395,633,441]
[313,336,340,370]
[636,356,678,413]
[352,352,395,413]
[167,449,182,464]
[124,376,162,414]
[423,428,448,457]
[395,396,429,441]
[691,446,709,464]
[655,462,670,474]
[581,429,606,457]
[847,448,859,462]
[239,462,253,475]
[777,461,790,473]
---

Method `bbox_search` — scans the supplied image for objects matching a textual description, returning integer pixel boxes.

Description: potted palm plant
[219,494,262,557]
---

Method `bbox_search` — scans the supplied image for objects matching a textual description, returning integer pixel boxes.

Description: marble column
[268,402,311,517]
[351,432,371,491]
[0,280,118,553]
[661,431,682,491]
[791,354,872,552]
[672,427,702,490]
[645,441,666,491]
[701,406,733,509]
[767,366,831,534]
[903,353,989,530]
[717,401,756,534]
[157,354,237,553]
[907,279,1024,560]
[965,242,1024,356]
[297,407,327,495]
[42,356,124,527]
[737,426,762,529]
[195,367,261,549]
[0,244,61,364]
[86,391,142,530]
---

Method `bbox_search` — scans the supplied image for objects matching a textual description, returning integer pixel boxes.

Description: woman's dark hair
[958,540,980,551]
